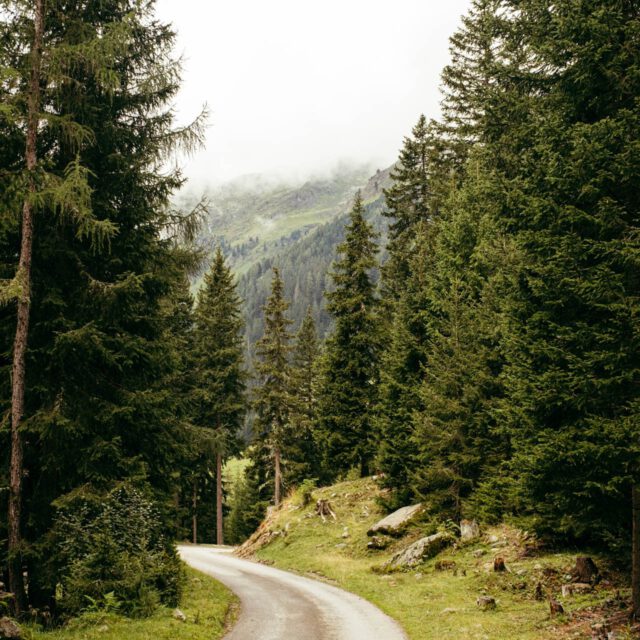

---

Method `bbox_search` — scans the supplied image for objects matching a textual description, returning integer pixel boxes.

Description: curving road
[178,545,407,640]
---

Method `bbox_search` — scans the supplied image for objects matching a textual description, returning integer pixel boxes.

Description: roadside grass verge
[27,566,237,640]
[252,478,632,640]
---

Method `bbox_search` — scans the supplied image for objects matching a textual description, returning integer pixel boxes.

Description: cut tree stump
[316,499,337,523]
[549,599,564,616]
[572,557,599,584]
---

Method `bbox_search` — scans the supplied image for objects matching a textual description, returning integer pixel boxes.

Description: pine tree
[409,151,509,521]
[492,0,640,552]
[0,0,205,612]
[382,114,435,300]
[253,268,292,506]
[192,247,246,544]
[375,113,442,504]
[317,193,380,478]
[375,228,433,505]
[287,307,320,485]
[0,0,126,611]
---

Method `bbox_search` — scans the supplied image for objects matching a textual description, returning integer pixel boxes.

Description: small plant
[296,478,319,507]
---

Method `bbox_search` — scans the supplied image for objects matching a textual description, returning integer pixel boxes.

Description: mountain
[190,164,394,363]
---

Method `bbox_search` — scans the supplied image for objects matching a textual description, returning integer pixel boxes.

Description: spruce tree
[0,0,205,612]
[375,113,442,504]
[253,268,292,506]
[492,0,640,552]
[287,307,320,485]
[317,192,380,478]
[382,114,434,300]
[192,247,246,545]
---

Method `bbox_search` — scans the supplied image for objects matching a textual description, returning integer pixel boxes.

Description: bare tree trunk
[8,0,44,616]
[192,480,198,545]
[633,485,640,619]
[216,453,223,545]
[274,447,282,507]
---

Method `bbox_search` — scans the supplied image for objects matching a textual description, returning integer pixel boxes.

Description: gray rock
[385,532,453,569]
[476,596,497,610]
[460,519,480,540]
[172,608,187,622]
[0,617,22,639]
[367,504,422,537]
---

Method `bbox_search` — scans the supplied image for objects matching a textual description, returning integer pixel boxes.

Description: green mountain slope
[192,164,394,361]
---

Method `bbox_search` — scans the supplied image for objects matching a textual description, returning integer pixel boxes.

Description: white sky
[155,0,471,187]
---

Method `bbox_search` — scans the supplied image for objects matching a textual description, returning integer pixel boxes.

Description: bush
[295,478,318,507]
[51,485,184,618]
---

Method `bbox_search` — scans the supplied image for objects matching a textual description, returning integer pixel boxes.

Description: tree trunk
[8,0,44,616]
[274,447,282,507]
[633,485,640,619]
[192,480,198,545]
[216,453,223,546]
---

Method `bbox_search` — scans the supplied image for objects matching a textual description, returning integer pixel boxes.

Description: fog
[154,0,471,187]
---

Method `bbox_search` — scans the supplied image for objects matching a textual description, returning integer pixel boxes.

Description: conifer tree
[375,226,433,504]
[0,0,205,612]
[382,114,434,300]
[317,193,380,478]
[375,113,441,504]
[492,0,640,552]
[287,308,320,485]
[253,268,292,506]
[193,247,245,544]
[0,0,125,611]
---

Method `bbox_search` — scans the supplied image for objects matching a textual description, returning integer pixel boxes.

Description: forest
[1,0,639,636]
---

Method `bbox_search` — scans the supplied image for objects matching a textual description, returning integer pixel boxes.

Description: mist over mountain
[188,163,394,362]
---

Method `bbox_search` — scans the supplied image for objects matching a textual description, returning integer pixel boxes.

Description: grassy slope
[28,567,237,640]
[250,479,632,640]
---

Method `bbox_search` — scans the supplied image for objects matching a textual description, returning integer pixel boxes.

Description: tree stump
[549,599,564,616]
[315,499,337,523]
[494,556,507,572]
[572,557,599,584]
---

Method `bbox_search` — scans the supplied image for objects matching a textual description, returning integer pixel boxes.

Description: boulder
[460,519,480,541]
[0,617,22,640]
[385,532,453,569]
[367,504,422,537]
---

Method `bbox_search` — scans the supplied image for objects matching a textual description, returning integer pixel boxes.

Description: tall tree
[381,114,435,300]
[0,0,205,613]
[253,268,292,506]
[0,0,122,611]
[317,192,380,478]
[287,307,320,485]
[193,247,245,545]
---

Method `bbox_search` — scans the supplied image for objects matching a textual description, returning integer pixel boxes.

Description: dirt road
[179,545,407,640]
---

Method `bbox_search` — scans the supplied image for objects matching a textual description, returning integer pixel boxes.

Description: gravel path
[179,545,407,640]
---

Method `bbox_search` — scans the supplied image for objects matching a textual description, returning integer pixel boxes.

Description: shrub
[295,478,318,507]
[51,485,184,618]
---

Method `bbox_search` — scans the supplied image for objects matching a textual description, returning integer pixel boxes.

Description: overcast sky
[154,0,471,187]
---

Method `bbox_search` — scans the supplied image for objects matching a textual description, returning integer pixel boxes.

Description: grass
[251,478,633,640]
[27,567,237,640]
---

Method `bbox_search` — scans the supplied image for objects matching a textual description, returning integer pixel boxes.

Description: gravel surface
[179,545,407,640]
